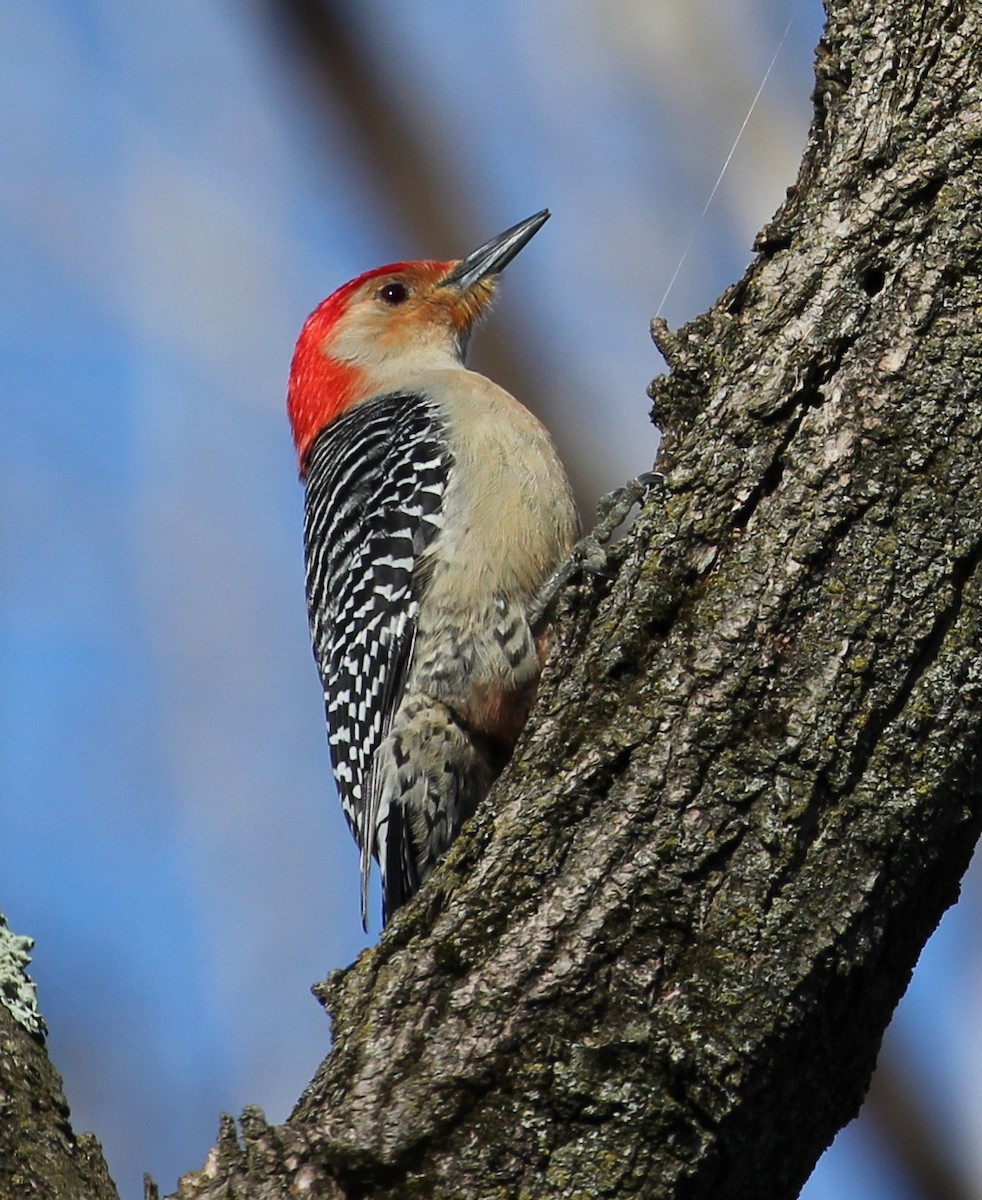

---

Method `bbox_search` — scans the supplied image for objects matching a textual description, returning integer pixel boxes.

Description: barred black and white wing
[303,393,450,925]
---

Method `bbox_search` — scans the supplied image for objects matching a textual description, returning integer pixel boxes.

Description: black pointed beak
[441,209,550,291]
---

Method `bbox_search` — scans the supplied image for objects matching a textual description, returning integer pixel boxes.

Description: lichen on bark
[198,4,982,1197]
[172,2,982,1196]
[6,2,982,1198]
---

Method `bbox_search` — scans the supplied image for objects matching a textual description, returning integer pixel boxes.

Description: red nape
[287,305,360,474]
[287,260,450,473]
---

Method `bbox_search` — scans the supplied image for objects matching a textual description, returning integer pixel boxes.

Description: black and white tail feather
[303,391,450,928]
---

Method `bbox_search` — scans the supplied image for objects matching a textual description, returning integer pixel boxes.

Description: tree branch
[8,1,982,1197]
[173,0,982,1195]
[0,916,118,1200]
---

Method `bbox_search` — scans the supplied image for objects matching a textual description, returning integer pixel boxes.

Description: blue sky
[2,3,979,1197]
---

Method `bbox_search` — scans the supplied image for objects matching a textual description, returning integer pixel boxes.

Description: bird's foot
[530,471,662,625]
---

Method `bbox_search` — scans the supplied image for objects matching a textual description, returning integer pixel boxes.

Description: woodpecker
[288,210,579,927]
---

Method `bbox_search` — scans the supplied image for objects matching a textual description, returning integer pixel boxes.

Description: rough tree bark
[4,0,982,1197]
[0,917,118,1200]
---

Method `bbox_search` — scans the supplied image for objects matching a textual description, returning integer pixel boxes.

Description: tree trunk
[173,1,982,1194]
[0,919,119,1200]
[7,0,982,1197]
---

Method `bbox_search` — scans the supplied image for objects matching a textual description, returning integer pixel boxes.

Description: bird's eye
[377,282,409,305]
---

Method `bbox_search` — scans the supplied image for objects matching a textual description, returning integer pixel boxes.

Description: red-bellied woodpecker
[288,210,579,927]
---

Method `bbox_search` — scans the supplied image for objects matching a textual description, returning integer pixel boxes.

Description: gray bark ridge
[0,980,118,1200]
[172,1,982,1197]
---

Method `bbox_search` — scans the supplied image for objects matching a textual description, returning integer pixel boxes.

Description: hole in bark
[910,173,945,208]
[606,655,634,681]
[725,278,749,316]
[732,455,786,532]
[861,265,886,296]
[759,454,786,497]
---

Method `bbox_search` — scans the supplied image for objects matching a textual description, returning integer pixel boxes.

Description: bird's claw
[593,471,663,536]
[529,470,663,625]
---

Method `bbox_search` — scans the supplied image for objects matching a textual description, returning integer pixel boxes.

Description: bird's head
[288,210,550,472]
